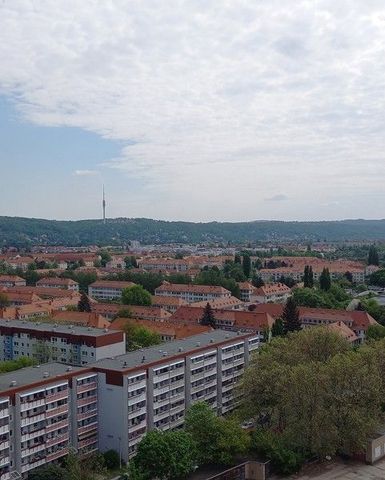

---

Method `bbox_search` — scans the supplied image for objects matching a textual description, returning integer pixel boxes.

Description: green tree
[103,449,120,470]
[133,430,197,480]
[0,357,36,373]
[357,298,385,325]
[32,341,53,363]
[200,303,216,328]
[282,297,301,334]
[234,254,241,264]
[123,322,162,351]
[117,307,133,318]
[121,285,152,306]
[185,402,249,466]
[319,268,331,291]
[0,293,9,308]
[98,250,112,267]
[368,245,379,266]
[242,254,251,278]
[303,266,314,288]
[370,269,385,287]
[78,292,91,312]
[251,275,264,288]
[366,324,385,340]
[271,317,284,337]
[28,464,67,480]
[240,328,382,462]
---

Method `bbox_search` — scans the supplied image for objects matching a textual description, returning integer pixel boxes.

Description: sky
[1,0,385,222]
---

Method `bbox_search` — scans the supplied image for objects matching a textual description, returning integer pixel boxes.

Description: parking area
[285,457,385,480]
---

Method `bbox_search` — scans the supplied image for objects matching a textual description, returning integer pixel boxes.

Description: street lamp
[118,436,122,469]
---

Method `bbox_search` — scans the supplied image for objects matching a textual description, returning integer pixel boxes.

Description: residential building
[36,278,79,292]
[0,363,97,477]
[51,311,110,329]
[96,330,259,460]
[0,320,125,365]
[0,331,259,477]
[91,303,172,322]
[109,317,212,341]
[151,296,188,313]
[154,283,231,303]
[88,281,136,301]
[0,276,26,288]
[170,306,274,337]
[252,283,291,304]
[253,304,378,343]
[190,296,244,310]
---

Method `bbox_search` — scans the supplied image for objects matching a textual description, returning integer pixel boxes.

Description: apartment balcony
[169,404,184,415]
[222,382,235,393]
[21,414,45,427]
[78,422,98,436]
[128,406,147,418]
[128,421,147,433]
[0,456,9,468]
[0,472,10,480]
[77,409,98,422]
[45,447,69,463]
[78,436,98,450]
[0,442,9,452]
[46,420,68,434]
[0,410,9,420]
[153,385,171,396]
[169,379,185,389]
[46,434,69,448]
[21,442,46,458]
[77,395,97,407]
[45,391,68,403]
[0,428,8,437]
[21,428,45,443]
[153,396,169,407]
[46,405,68,418]
[77,382,97,394]
[221,349,244,360]
[20,399,45,411]
[128,381,146,393]
[128,434,145,447]
[21,458,46,474]
[128,392,146,404]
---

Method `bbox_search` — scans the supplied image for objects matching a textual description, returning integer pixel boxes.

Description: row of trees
[240,327,385,473]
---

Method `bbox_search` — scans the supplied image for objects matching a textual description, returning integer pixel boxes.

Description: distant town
[0,236,385,479]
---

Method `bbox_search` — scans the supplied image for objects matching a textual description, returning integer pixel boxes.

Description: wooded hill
[2,216,385,247]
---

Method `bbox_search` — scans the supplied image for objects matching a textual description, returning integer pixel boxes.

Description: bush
[251,430,303,475]
[103,449,121,470]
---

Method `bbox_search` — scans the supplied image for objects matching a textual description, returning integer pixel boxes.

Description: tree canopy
[185,402,250,466]
[121,285,152,306]
[133,430,197,480]
[240,328,384,463]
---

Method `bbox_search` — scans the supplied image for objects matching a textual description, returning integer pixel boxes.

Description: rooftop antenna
[102,184,106,224]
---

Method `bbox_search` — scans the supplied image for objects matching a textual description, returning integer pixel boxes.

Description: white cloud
[1,0,385,220]
[73,170,99,176]
[265,194,288,202]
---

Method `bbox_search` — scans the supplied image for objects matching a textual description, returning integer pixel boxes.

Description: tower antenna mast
[102,185,106,224]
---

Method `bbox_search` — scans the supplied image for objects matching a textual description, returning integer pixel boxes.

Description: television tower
[102,185,106,224]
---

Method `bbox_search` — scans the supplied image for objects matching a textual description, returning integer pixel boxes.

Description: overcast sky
[1,0,385,222]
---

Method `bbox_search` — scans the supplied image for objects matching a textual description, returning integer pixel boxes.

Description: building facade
[88,281,135,301]
[0,320,125,365]
[0,331,259,477]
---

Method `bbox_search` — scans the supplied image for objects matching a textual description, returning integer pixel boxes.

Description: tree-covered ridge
[2,216,385,247]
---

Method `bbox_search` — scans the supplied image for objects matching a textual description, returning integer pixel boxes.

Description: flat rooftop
[0,319,113,337]
[94,329,249,371]
[0,362,88,394]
